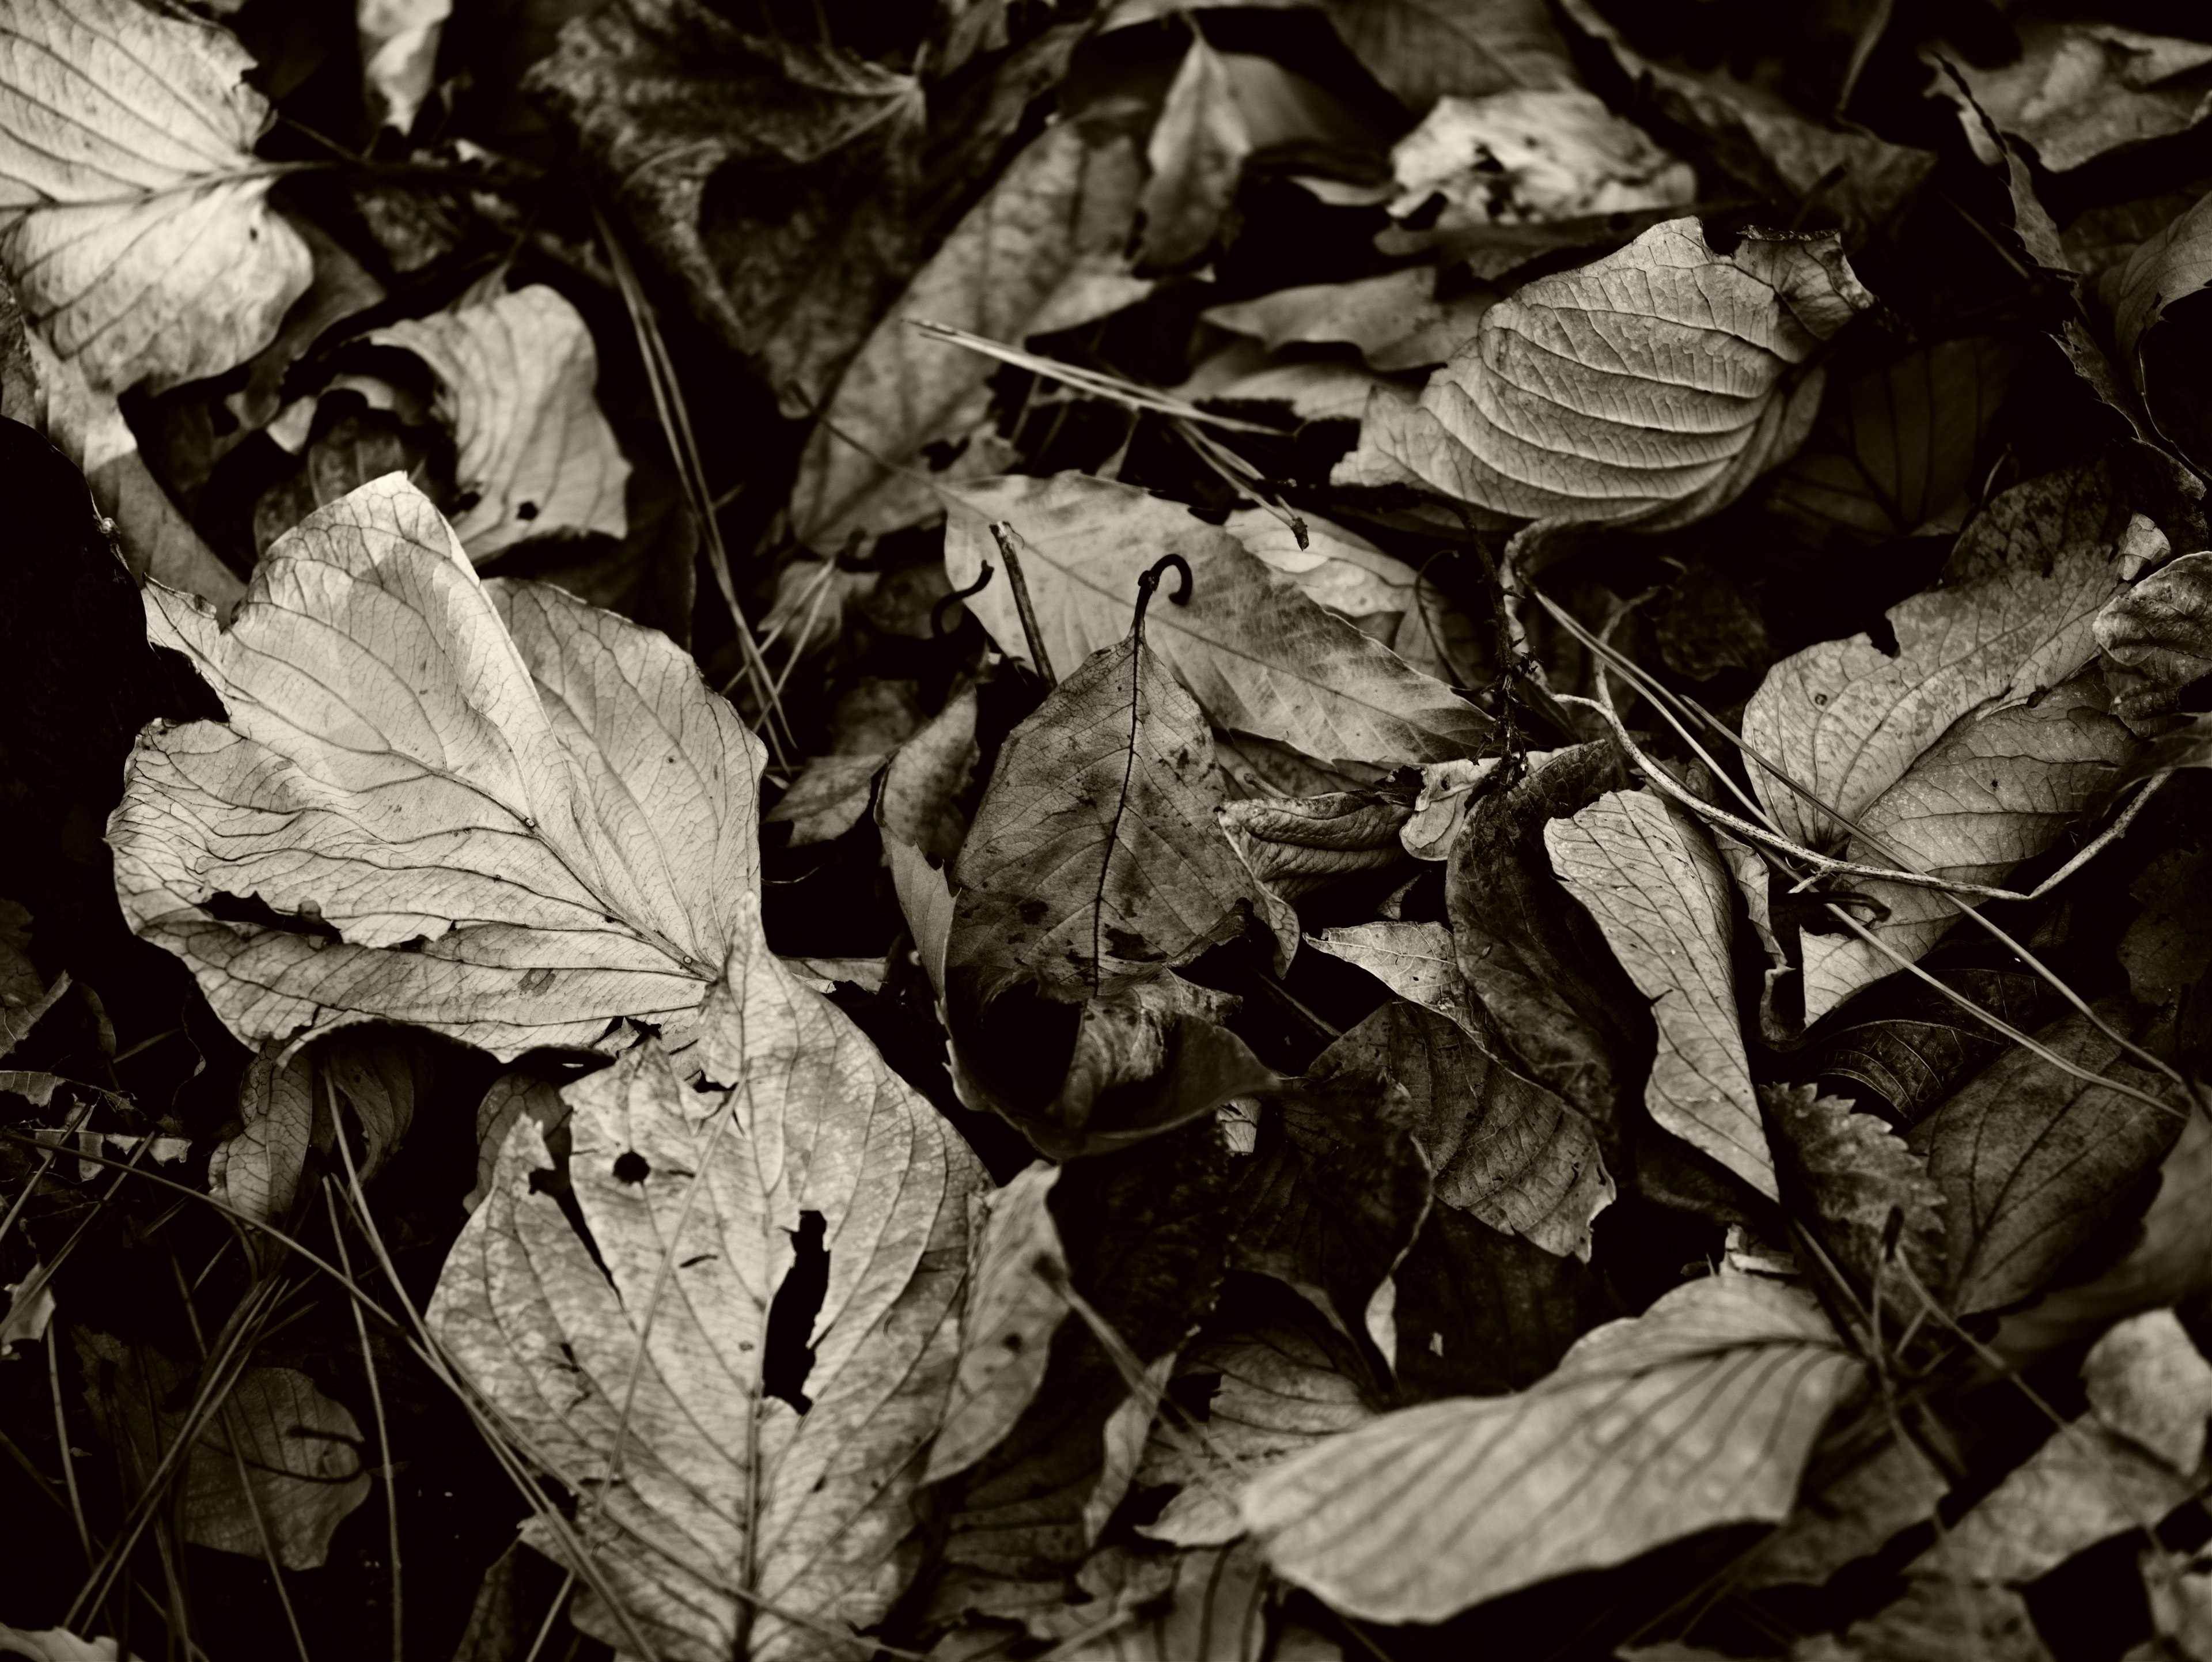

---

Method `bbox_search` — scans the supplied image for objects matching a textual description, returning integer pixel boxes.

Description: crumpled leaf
[0,0,313,395]
[1219,789,1411,964]
[945,474,1488,767]
[1142,31,1249,270]
[2108,192,2212,475]
[1321,0,1577,111]
[210,1028,421,1235]
[1933,22,2212,174]
[1797,673,2138,1021]
[1743,443,2199,850]
[1812,969,2048,1127]
[1548,789,1777,1199]
[1224,510,1479,684]
[2100,552,2212,723]
[1760,1084,1945,1294]
[1335,219,1874,534]
[427,912,985,1662]
[791,121,1144,550]
[464,1070,569,1216]
[368,285,630,559]
[77,1331,369,1570]
[1385,89,1694,232]
[1911,1010,2184,1316]
[1245,1274,1859,1623]
[929,1162,1071,1485]
[110,474,764,1060]
[2085,1308,2212,1474]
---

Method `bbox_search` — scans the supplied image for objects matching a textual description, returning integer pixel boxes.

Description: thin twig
[908,319,1284,433]
[990,524,1056,687]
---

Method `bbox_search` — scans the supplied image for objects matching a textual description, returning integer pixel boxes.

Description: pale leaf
[2085,1308,2212,1474]
[369,285,629,559]
[1142,33,1249,269]
[929,1162,1071,1485]
[1226,509,1478,684]
[1335,219,1873,533]
[1245,1274,1858,1623]
[1933,22,2212,174]
[1307,920,1470,1025]
[1547,789,1777,1199]
[1203,267,1495,374]
[360,0,450,133]
[2099,550,2212,722]
[426,916,986,1662]
[1745,1430,1949,1589]
[944,472,1489,766]
[110,474,764,1061]
[1387,89,1693,230]
[0,0,312,393]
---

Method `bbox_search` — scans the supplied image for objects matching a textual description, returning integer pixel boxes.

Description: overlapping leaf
[109,474,764,1059]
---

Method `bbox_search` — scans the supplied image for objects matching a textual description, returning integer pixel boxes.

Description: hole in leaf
[202,891,342,941]
[517,501,539,521]
[765,1210,828,1414]
[613,1150,649,1184]
[1863,616,1902,657]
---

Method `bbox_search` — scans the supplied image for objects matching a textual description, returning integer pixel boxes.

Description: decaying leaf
[0,1259,55,1356]
[2109,192,2212,475]
[1385,88,1694,232]
[369,285,630,559]
[1322,0,1578,111]
[110,475,764,1060]
[0,0,313,393]
[1245,1274,1859,1623]
[1762,1084,1944,1295]
[1548,789,1777,1199]
[1745,1429,1950,1589]
[2085,1308,2212,1474]
[945,474,1490,767]
[1203,270,1496,377]
[2100,550,2212,722]
[1335,218,1874,533]
[427,915,986,1662]
[1933,21,2212,174]
[211,1029,422,1231]
[1812,969,2048,1127]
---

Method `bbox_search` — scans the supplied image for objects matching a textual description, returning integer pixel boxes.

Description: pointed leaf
[1245,1274,1858,1623]
[944,473,1489,767]
[1548,789,1777,1199]
[2085,1309,2212,1474]
[369,285,630,559]
[2099,550,2212,721]
[426,918,986,1662]
[1761,1084,1944,1293]
[1141,34,1249,269]
[0,0,313,393]
[109,475,764,1060]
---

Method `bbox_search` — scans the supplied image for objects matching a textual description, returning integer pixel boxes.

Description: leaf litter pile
[17,2,2212,1661]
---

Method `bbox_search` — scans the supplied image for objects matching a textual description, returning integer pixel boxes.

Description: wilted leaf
[111,475,765,1060]
[1743,443,2196,850]
[1932,22,2212,173]
[1322,0,1577,111]
[78,1332,369,1570]
[368,285,630,560]
[2100,550,2212,721]
[1142,32,1249,270]
[930,1162,1071,1485]
[1245,1274,1859,1623]
[2086,1308,2212,1474]
[1385,89,1694,233]
[427,917,986,1662]
[1812,969,2047,1127]
[1761,1084,1945,1294]
[1549,789,1776,1199]
[1335,219,1874,533]
[1912,1010,2184,1316]
[945,474,1490,767]
[1217,790,1412,903]
[1797,675,2138,1021]
[0,0,313,393]
[791,123,1144,549]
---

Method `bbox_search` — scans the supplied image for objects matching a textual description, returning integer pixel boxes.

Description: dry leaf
[1933,22,2212,173]
[1322,0,1578,110]
[2109,192,2212,473]
[1142,32,1249,269]
[0,0,312,393]
[2100,550,2212,721]
[111,474,764,1059]
[360,0,450,132]
[1203,269,1496,374]
[1386,89,1694,230]
[1761,1084,1945,1294]
[2085,1308,2212,1474]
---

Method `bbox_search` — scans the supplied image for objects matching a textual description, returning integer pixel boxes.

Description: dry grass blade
[908,319,1284,433]
[324,1177,401,1662]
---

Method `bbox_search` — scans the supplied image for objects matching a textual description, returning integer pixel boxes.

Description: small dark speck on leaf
[679,1254,715,1269]
[520,966,556,993]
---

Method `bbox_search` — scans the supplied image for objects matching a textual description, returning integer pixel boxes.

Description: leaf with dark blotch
[1910,1010,2185,1316]
[2098,551,2212,722]
[1761,1083,1944,1296]
[1445,743,1647,1127]
[1812,968,2047,1127]
[1245,1275,1859,1624]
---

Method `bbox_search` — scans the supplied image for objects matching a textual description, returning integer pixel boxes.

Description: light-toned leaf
[1760,1084,1944,1294]
[1743,444,2190,850]
[1386,89,1693,231]
[369,285,628,559]
[463,1070,568,1216]
[2086,1308,2212,1474]
[1912,1010,2184,1316]
[0,0,313,393]
[930,1162,1071,1485]
[1797,675,2138,1021]
[0,1625,120,1661]
[1142,33,1249,269]
[1933,21,2212,174]
[0,1259,55,1356]
[1225,509,1478,684]
[1203,268,1495,374]
[944,472,1490,767]
[1548,789,1776,1199]
[1321,0,1578,109]
[360,0,450,132]
[1745,1430,1949,1589]
[1244,1274,1858,1623]
[2100,550,2212,721]
[110,474,764,1061]
[1334,218,1873,532]
[1308,920,1469,1024]
[1217,791,1411,902]
[790,123,1145,550]
[1055,1540,1343,1661]
[427,916,985,1662]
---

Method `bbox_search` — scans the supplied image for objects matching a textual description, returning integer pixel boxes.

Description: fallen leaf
[1743,443,2198,850]
[111,474,765,1060]
[1931,22,2212,174]
[1843,1577,2054,1662]
[211,1028,422,1232]
[2100,551,2212,721]
[1203,269,1496,374]
[1244,1274,1859,1623]
[1218,789,1412,966]
[1796,673,2139,1021]
[944,474,1490,767]
[223,216,387,441]
[1321,0,1578,111]
[1225,509,1480,684]
[1745,1428,1950,1589]
[1385,89,1694,232]
[2119,836,2212,1008]
[1335,219,1874,534]
[2108,192,2212,475]
[360,0,450,132]
[764,755,884,848]
[463,1070,568,1216]
[1052,1540,1342,1661]
[77,1331,370,1570]
[791,123,1145,550]
[2086,1308,2212,1474]
[1761,1084,1945,1294]
[929,1162,1071,1485]
[2142,1550,2212,1662]
[880,683,981,864]
[1548,789,1777,1199]
[0,1258,54,1355]
[0,1626,120,1661]
[1911,1010,2184,1316]
[0,0,312,393]
[427,914,986,1662]
[1142,31,1249,270]
[1812,969,2048,1126]
[369,285,630,560]
[1307,920,1470,1023]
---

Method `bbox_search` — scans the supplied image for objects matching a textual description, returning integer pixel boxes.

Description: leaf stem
[990,523,1056,687]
